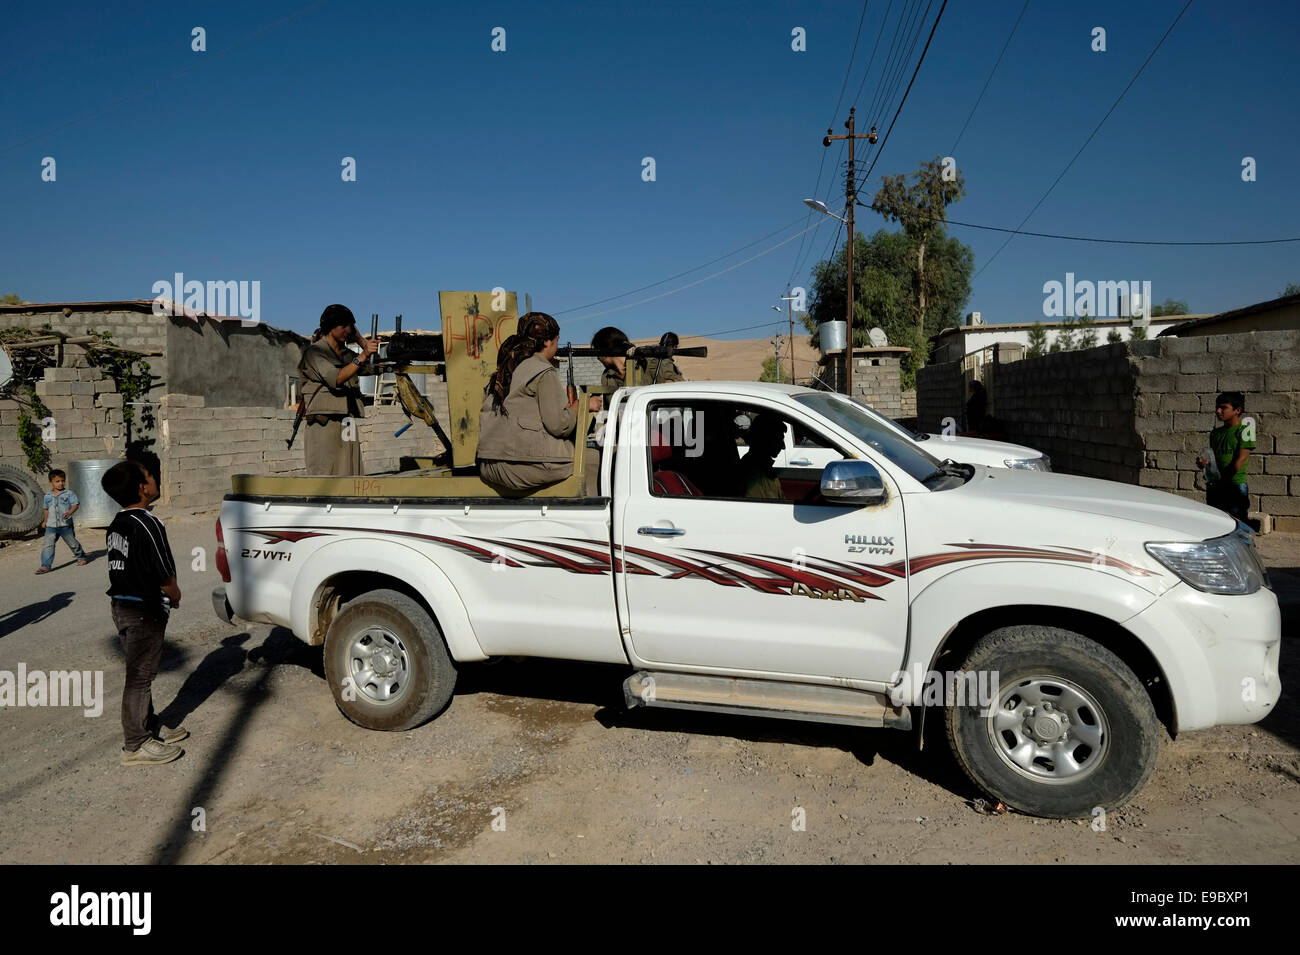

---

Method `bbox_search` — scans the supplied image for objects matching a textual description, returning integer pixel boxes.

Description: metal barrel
[819,321,847,355]
[65,458,123,527]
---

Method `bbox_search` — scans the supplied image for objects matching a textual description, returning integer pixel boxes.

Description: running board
[623,670,911,731]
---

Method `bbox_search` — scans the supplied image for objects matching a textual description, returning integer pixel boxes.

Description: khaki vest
[477,355,575,464]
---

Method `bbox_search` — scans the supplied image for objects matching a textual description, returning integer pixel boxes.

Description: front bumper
[1125,582,1281,732]
[212,585,235,625]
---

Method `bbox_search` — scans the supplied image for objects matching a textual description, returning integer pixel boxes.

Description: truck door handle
[638,526,685,537]
[789,458,812,466]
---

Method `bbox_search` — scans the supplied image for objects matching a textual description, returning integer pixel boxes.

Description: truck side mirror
[820,460,886,504]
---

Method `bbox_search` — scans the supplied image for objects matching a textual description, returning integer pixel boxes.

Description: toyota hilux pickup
[212,381,1280,818]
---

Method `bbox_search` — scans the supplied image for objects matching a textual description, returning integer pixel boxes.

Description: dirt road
[1,514,1296,864]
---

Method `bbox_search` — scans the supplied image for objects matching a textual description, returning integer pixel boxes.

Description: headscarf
[486,311,560,413]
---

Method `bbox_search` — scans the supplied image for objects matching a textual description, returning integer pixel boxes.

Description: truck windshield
[794,392,943,484]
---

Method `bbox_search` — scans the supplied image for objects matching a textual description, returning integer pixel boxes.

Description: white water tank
[66,459,124,527]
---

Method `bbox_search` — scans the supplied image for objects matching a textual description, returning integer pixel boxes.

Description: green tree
[1283,282,1300,297]
[1107,328,1123,344]
[802,227,973,389]
[1076,310,1098,348]
[1149,298,1189,317]
[871,156,968,340]
[1,293,22,305]
[1055,317,1078,352]
[1026,323,1048,358]
[1129,322,1148,341]
[758,355,780,383]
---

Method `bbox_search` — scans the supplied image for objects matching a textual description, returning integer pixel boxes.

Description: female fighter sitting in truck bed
[476,312,579,495]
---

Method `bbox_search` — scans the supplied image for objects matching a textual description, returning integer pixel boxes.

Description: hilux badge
[845,533,894,555]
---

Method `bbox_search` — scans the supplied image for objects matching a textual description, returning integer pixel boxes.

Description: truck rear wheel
[323,588,456,731]
[944,625,1159,819]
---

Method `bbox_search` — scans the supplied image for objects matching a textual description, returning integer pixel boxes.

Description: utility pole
[823,107,876,397]
[771,335,783,383]
[776,292,797,383]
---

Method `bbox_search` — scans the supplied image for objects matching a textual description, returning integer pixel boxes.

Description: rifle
[286,398,306,449]
[565,342,577,405]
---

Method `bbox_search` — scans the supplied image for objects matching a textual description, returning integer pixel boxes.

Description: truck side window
[646,400,844,503]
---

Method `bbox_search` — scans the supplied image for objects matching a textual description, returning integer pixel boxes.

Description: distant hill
[631,334,822,384]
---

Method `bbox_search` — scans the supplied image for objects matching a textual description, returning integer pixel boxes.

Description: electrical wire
[935,217,1300,246]
[949,0,1030,156]
[974,0,1195,278]
[558,219,832,325]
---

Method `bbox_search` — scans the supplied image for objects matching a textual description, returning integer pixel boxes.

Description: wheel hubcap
[346,626,409,704]
[987,676,1109,783]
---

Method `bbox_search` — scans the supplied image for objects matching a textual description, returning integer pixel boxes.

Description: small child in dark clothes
[101,459,189,766]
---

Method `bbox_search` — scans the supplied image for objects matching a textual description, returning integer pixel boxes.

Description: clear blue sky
[3,0,1297,341]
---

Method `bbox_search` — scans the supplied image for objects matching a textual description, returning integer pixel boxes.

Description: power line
[558,219,832,325]
[788,1,878,289]
[975,0,1195,278]
[854,0,949,195]
[557,215,812,317]
[937,217,1300,246]
[949,0,1030,156]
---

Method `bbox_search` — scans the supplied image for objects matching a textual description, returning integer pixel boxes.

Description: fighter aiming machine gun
[288,313,454,463]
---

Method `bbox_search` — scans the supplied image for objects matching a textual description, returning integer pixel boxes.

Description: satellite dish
[868,327,888,347]
[0,347,13,394]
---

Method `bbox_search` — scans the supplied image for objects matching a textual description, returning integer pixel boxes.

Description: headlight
[1004,457,1049,471]
[1145,531,1267,595]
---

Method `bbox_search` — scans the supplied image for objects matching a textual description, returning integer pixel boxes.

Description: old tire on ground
[945,625,1160,819]
[0,465,44,537]
[323,588,456,731]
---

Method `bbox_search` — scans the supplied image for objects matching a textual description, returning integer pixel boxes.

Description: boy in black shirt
[102,460,188,766]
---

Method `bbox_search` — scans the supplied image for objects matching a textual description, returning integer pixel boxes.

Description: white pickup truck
[213,381,1280,818]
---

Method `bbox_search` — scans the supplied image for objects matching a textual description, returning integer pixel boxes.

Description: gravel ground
[0,513,1296,865]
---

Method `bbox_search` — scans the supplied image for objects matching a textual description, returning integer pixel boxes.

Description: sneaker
[121,739,183,766]
[154,725,189,744]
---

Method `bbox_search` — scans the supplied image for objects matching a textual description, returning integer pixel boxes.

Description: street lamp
[803,197,855,395]
[802,198,847,223]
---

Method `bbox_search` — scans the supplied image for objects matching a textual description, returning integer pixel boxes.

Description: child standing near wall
[35,469,88,574]
[1195,391,1255,523]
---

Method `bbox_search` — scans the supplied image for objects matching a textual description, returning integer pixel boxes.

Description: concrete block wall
[994,342,1140,483]
[1127,330,1300,529]
[1,308,165,354]
[0,366,127,477]
[157,394,452,513]
[918,330,1300,529]
[915,360,965,433]
[900,389,917,418]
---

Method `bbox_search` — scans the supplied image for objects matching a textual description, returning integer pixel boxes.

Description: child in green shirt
[1195,391,1254,522]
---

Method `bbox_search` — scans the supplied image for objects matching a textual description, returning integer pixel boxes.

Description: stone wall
[916,330,1300,530]
[820,351,906,418]
[900,389,917,418]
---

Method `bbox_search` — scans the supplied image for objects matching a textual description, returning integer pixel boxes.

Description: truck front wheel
[323,588,456,731]
[944,625,1160,819]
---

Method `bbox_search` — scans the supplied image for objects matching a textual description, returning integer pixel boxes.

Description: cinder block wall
[915,360,965,433]
[0,366,127,475]
[157,392,453,514]
[918,330,1300,528]
[0,307,165,354]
